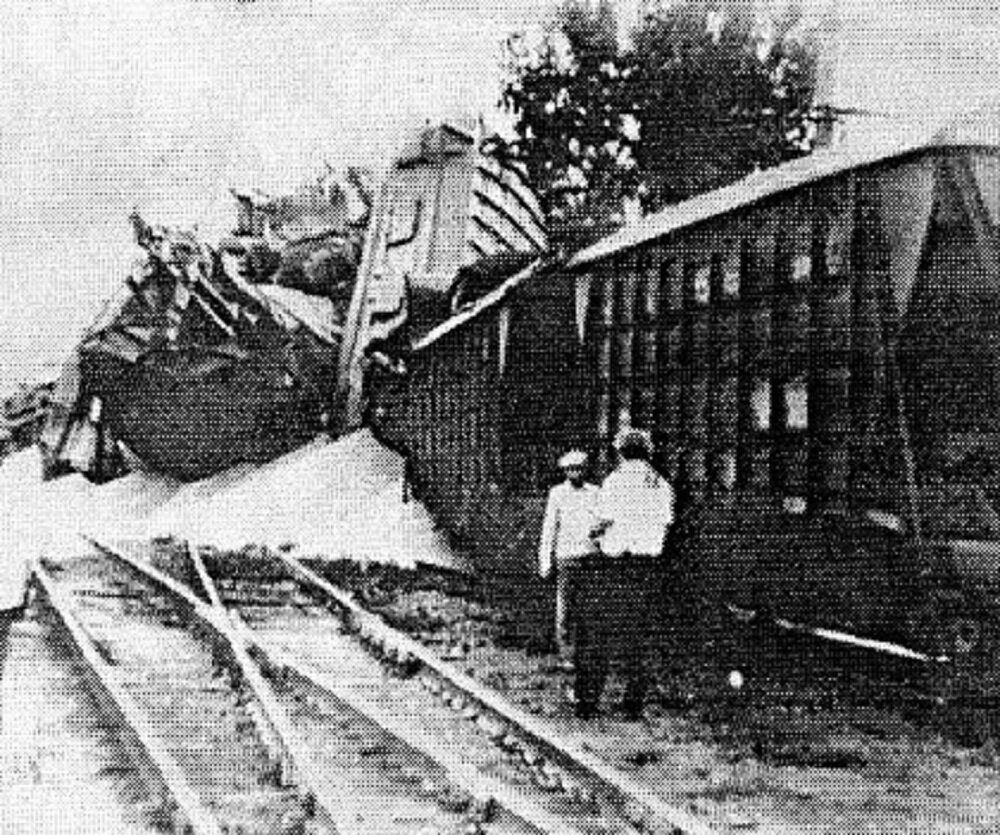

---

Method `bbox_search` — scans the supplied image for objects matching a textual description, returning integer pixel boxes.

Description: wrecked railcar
[40,121,548,483]
[1,378,54,461]
[335,123,549,431]
[39,218,351,482]
[370,106,1000,691]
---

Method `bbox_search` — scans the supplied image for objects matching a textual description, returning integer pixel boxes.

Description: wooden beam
[735,239,758,490]
[656,255,683,479]
[943,155,1000,295]
[848,175,880,508]
[679,257,699,502]
[707,251,725,493]
[807,201,832,512]
[769,225,791,496]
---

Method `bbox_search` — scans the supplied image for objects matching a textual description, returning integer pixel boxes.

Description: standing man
[538,450,599,669]
[576,428,675,719]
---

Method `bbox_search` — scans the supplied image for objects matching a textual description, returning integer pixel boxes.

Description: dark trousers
[0,607,18,733]
[0,607,19,668]
[554,557,586,657]
[574,555,660,714]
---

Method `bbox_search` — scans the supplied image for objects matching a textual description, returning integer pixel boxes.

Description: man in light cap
[575,427,675,719]
[538,449,599,668]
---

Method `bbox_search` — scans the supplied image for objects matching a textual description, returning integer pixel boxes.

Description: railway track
[34,552,327,835]
[57,534,716,835]
[24,532,997,834]
[38,545,529,835]
[0,604,183,835]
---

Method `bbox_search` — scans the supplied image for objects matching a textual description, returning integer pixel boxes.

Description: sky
[0,0,550,389]
[3,0,1000,391]
[819,1,1000,120]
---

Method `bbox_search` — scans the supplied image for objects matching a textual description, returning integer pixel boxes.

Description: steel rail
[85,536,589,834]
[190,540,591,834]
[187,540,568,834]
[31,561,225,835]
[75,536,348,834]
[275,551,716,835]
[247,629,589,835]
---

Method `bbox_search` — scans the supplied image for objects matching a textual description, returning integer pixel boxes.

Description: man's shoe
[574,703,598,720]
[619,701,644,721]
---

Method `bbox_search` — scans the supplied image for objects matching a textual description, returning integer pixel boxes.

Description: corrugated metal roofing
[567,102,1000,269]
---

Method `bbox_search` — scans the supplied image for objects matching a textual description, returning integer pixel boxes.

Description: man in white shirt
[538,450,599,667]
[575,428,674,719]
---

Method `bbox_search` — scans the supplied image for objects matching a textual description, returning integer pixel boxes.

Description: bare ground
[310,558,1000,835]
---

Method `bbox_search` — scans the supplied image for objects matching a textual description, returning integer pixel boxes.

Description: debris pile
[39,169,369,483]
[0,379,54,461]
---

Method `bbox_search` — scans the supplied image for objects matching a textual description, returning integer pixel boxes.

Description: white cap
[558,449,588,469]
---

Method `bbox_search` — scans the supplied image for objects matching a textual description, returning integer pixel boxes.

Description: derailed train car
[39,121,547,483]
[39,219,351,482]
[369,106,1000,693]
[1,378,54,459]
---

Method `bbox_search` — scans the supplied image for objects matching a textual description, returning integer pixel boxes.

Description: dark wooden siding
[368,148,1000,642]
[370,271,587,573]
[371,165,912,577]
[567,172,918,520]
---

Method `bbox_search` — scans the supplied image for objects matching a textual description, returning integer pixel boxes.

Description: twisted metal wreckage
[38,122,548,482]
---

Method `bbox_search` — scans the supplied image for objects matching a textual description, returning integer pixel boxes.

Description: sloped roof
[395,121,476,167]
[568,102,1000,269]
[408,103,1000,352]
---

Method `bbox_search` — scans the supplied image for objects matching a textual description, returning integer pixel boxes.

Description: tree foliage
[500,0,817,250]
